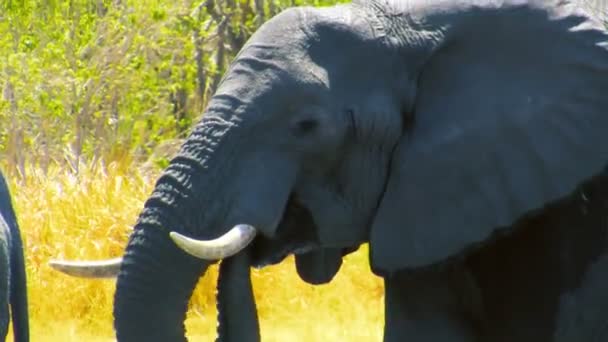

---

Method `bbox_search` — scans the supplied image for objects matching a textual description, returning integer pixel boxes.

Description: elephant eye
[294,118,318,136]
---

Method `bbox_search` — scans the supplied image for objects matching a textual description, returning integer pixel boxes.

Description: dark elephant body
[385,173,608,341]
[49,0,608,341]
[472,174,608,342]
[0,171,29,342]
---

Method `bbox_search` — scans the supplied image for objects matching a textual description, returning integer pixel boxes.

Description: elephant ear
[369,0,608,275]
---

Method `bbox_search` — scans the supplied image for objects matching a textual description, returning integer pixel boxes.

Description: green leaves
[0,0,352,176]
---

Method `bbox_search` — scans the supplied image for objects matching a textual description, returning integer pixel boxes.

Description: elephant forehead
[213,68,326,112]
[231,44,326,84]
[211,51,328,113]
[248,7,308,42]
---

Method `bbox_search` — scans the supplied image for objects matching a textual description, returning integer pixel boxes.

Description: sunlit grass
[7,161,384,341]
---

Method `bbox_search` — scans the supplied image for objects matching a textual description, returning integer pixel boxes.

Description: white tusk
[48,257,123,278]
[170,224,257,260]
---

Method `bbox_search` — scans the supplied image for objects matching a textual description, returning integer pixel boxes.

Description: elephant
[0,171,29,342]
[48,0,608,341]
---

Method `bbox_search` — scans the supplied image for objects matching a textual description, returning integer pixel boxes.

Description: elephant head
[49,0,608,340]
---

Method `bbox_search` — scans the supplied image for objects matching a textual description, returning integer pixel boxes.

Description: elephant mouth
[168,193,358,267]
[248,194,322,268]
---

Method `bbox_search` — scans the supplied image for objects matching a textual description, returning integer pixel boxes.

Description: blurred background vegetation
[0,0,349,178]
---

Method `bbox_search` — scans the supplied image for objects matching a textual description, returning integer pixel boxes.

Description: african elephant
[0,171,29,342]
[49,0,608,341]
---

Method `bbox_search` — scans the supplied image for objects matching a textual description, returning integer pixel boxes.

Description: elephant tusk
[48,257,123,278]
[170,224,257,260]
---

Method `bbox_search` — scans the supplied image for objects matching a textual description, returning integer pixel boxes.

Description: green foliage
[0,0,348,176]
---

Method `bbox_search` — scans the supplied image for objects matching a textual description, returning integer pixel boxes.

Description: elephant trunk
[114,224,207,341]
[216,249,260,342]
[114,113,240,341]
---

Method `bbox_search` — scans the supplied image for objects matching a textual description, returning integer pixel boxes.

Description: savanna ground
[1,0,606,341]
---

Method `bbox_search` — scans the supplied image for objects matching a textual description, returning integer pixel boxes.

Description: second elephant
[0,171,29,342]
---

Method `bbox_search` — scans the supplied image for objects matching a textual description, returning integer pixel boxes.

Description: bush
[0,0,349,177]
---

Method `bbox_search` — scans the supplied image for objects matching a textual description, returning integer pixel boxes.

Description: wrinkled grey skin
[53,0,608,341]
[0,171,29,342]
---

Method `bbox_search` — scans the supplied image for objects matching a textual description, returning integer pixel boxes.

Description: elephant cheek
[295,248,343,285]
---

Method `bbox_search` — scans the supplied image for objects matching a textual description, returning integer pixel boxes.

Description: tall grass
[8,160,384,341]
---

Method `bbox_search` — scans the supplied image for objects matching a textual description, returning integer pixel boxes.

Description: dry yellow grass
[6,161,384,341]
